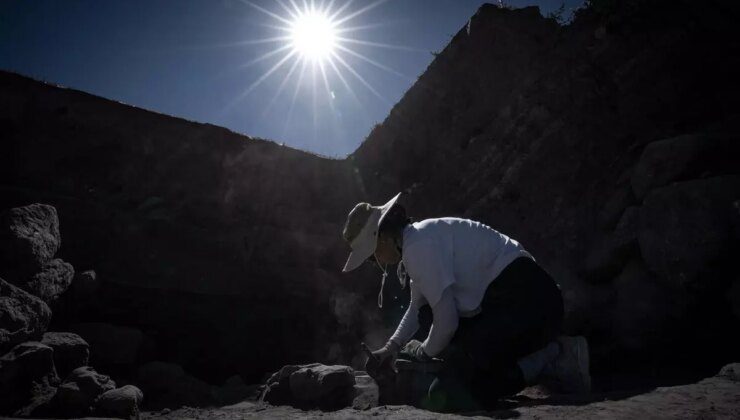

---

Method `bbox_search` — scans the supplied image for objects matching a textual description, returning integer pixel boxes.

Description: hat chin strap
[374,256,388,308]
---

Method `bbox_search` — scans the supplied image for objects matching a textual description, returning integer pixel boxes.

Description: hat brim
[342,192,402,273]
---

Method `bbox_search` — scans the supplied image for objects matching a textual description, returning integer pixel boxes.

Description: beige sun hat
[341,192,402,273]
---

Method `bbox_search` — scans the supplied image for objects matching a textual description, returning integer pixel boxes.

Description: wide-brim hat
[341,192,402,273]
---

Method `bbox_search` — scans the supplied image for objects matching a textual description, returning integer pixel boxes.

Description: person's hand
[366,341,400,374]
[400,339,431,362]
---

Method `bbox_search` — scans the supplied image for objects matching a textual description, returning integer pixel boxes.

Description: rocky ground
[136,364,740,419]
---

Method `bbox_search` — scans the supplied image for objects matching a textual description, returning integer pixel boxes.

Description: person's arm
[421,286,458,357]
[389,281,427,347]
[400,238,458,360]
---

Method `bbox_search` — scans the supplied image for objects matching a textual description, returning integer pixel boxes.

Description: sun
[290,11,337,62]
[225,0,415,124]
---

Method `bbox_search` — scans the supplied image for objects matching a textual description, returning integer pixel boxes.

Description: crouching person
[341,193,591,412]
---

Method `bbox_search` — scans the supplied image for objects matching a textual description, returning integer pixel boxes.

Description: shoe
[540,335,591,394]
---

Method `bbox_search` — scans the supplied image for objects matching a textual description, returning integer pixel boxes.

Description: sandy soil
[140,364,740,420]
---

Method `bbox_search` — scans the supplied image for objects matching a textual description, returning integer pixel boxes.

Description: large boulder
[136,361,215,410]
[0,204,60,284]
[24,258,75,303]
[70,322,143,368]
[262,363,356,410]
[94,384,144,419]
[0,341,59,416]
[631,134,740,201]
[0,277,52,353]
[581,206,640,283]
[610,259,682,353]
[54,366,116,417]
[638,175,740,288]
[41,332,90,378]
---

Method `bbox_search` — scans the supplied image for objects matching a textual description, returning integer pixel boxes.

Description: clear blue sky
[1,0,583,157]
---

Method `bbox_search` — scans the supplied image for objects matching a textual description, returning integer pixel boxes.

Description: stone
[717,363,740,381]
[54,382,90,417]
[54,366,116,417]
[351,371,379,410]
[70,322,143,367]
[94,384,144,420]
[262,363,356,410]
[638,176,740,288]
[261,363,312,406]
[0,277,52,353]
[24,258,75,303]
[631,134,740,201]
[610,259,681,352]
[13,380,58,417]
[41,332,90,378]
[0,342,59,415]
[136,361,215,410]
[215,375,258,405]
[581,206,640,283]
[0,204,60,283]
[289,364,355,402]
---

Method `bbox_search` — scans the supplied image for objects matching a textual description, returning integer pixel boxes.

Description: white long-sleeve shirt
[389,217,533,357]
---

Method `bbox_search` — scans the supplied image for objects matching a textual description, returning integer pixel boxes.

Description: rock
[70,322,143,367]
[0,277,52,353]
[136,361,215,410]
[13,381,58,417]
[41,332,90,378]
[0,204,60,284]
[717,363,740,381]
[24,258,75,303]
[215,375,258,405]
[581,206,639,283]
[54,382,90,417]
[54,366,116,417]
[289,364,355,402]
[598,183,636,229]
[351,371,379,410]
[0,342,59,415]
[610,259,681,352]
[262,363,356,410]
[631,134,740,201]
[638,176,740,288]
[261,363,311,406]
[94,384,144,419]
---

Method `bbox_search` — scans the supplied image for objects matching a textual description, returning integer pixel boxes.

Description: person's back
[403,217,533,313]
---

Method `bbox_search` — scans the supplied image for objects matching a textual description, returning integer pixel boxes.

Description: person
[341,193,591,412]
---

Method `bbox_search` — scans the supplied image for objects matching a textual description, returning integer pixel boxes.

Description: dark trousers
[425,257,564,412]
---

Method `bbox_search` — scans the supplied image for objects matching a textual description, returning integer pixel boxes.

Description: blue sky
[1,0,583,157]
